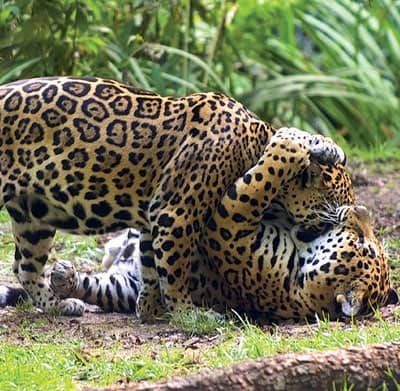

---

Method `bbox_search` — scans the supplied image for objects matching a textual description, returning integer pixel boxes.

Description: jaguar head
[292,205,398,319]
[277,162,355,227]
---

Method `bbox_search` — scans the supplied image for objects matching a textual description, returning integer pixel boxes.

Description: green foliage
[0,0,400,146]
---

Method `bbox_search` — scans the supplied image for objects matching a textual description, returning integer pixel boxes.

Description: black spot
[320,263,330,273]
[157,266,168,278]
[161,241,175,251]
[250,230,263,253]
[166,252,179,265]
[140,240,153,254]
[67,183,83,196]
[31,198,48,219]
[73,203,86,220]
[21,248,33,258]
[207,218,217,231]
[49,217,79,230]
[158,214,175,227]
[50,184,69,203]
[86,218,103,229]
[243,174,252,184]
[323,173,332,182]
[115,194,133,207]
[114,210,132,220]
[283,276,291,292]
[255,173,263,181]
[91,201,112,217]
[235,229,253,240]
[239,194,250,203]
[334,265,349,275]
[129,152,144,165]
[232,213,246,223]
[171,227,183,238]
[21,229,55,245]
[6,206,27,223]
[35,255,48,264]
[21,263,37,273]
[167,274,176,284]
[264,181,272,191]
[226,185,237,200]
[217,203,229,218]
[220,228,232,240]
[296,227,322,243]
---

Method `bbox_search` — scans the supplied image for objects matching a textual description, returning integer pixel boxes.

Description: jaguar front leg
[137,192,199,319]
[206,128,347,255]
[136,230,166,320]
[4,203,85,315]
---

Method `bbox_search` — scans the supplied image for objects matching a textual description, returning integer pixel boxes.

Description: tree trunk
[95,342,400,391]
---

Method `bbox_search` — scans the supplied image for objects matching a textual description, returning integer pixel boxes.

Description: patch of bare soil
[349,159,400,240]
[0,160,399,348]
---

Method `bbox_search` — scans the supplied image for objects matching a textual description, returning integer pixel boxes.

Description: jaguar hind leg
[0,200,85,315]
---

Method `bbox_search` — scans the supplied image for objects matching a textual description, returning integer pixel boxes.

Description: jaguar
[0,76,354,318]
[49,203,398,321]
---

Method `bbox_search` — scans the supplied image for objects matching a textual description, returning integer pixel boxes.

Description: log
[93,342,400,391]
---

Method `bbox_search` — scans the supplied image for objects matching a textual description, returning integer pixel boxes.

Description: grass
[1,314,400,390]
[169,307,234,336]
[0,344,77,391]
[0,209,10,224]
[343,144,400,163]
[52,233,103,269]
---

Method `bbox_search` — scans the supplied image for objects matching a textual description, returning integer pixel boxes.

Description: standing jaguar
[0,76,353,319]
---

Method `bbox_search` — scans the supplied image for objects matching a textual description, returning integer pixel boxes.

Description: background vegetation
[1,0,400,148]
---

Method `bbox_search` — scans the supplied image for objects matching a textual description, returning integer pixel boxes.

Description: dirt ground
[0,159,399,349]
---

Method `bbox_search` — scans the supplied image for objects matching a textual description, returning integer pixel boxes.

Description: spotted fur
[0,76,354,318]
[50,204,398,320]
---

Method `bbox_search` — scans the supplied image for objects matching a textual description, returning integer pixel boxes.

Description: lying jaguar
[49,202,398,321]
[0,76,357,319]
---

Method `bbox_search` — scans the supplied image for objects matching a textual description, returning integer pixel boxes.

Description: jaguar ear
[385,287,399,305]
[302,162,322,188]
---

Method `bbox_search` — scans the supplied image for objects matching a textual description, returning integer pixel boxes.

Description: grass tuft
[169,307,234,336]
